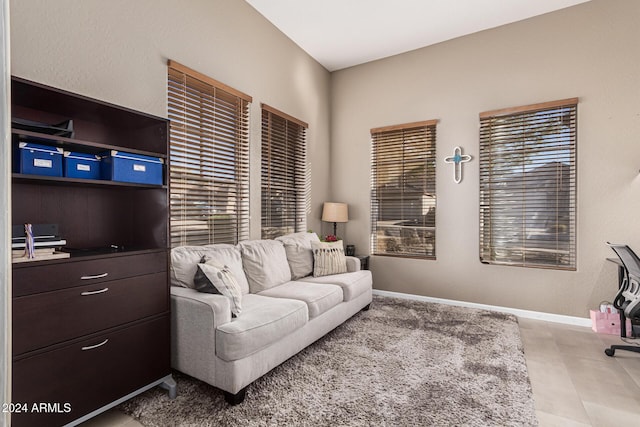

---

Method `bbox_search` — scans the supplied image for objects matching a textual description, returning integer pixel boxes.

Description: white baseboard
[372,289,592,328]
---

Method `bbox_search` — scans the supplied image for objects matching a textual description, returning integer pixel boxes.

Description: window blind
[371,120,437,259]
[479,98,578,270]
[168,60,251,247]
[261,104,308,239]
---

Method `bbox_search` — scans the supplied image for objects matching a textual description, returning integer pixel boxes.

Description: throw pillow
[276,231,320,279]
[170,244,250,294]
[311,240,347,277]
[193,256,243,317]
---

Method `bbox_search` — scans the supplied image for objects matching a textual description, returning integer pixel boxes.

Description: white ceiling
[246,0,591,71]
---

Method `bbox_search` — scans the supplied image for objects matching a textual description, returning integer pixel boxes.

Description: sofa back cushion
[275,231,320,279]
[171,244,250,294]
[239,240,291,293]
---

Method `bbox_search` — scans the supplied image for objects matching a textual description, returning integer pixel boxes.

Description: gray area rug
[119,295,537,426]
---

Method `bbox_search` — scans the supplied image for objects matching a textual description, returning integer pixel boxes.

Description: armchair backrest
[607,242,640,319]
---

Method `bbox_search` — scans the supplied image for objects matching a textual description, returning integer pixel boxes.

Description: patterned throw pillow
[311,240,347,277]
[193,256,243,317]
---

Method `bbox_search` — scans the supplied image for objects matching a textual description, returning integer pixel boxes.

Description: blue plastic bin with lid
[100,150,163,185]
[16,142,63,177]
[64,151,101,180]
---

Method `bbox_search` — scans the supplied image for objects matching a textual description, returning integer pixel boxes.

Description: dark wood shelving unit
[10,76,173,427]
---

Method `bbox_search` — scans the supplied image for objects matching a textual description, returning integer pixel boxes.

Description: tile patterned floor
[81,317,640,426]
[519,317,640,427]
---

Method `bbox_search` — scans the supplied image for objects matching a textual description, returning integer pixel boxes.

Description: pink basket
[590,310,632,336]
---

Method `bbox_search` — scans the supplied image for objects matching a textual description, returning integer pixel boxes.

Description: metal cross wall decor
[444,146,472,184]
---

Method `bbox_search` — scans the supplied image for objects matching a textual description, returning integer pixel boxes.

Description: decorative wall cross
[444,146,472,184]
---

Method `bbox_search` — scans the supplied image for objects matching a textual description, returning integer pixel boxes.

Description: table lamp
[322,202,348,237]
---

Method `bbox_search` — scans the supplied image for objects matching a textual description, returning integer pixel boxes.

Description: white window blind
[479,98,578,270]
[168,60,251,247]
[261,104,308,239]
[371,120,437,259]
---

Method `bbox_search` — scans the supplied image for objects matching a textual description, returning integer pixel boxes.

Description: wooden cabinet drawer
[13,272,168,355]
[12,250,167,297]
[12,315,170,427]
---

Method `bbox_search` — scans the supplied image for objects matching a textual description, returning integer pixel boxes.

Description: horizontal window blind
[479,98,578,269]
[261,104,308,239]
[371,120,437,259]
[168,60,251,247]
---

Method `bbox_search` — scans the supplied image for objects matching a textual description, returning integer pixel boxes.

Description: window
[168,60,251,247]
[479,98,578,270]
[370,120,437,259]
[261,104,308,239]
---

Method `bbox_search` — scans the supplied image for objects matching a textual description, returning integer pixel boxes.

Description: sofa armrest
[171,286,232,328]
[345,256,361,272]
[170,286,232,381]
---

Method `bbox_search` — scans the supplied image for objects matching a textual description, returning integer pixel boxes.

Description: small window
[370,120,437,259]
[479,98,578,270]
[168,60,251,247]
[261,104,308,239]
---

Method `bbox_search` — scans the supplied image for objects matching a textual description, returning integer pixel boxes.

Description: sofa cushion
[311,240,347,277]
[215,294,308,361]
[298,270,372,302]
[275,232,320,279]
[194,260,243,317]
[171,244,250,294]
[239,240,291,293]
[258,281,343,318]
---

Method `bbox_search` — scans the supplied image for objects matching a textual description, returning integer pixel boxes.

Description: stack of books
[12,223,69,263]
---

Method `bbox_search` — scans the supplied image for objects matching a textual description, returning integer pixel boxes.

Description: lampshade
[322,202,348,223]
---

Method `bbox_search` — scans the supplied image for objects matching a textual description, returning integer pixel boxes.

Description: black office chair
[604,243,640,357]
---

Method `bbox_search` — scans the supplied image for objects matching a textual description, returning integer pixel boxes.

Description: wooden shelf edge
[10,248,168,269]
[12,173,167,189]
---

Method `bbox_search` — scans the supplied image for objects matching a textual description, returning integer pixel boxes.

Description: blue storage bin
[16,142,63,177]
[100,150,164,185]
[63,151,101,180]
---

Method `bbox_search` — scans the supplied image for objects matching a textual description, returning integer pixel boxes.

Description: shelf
[12,129,168,159]
[10,247,167,269]
[12,76,167,130]
[12,173,166,189]
[11,76,169,156]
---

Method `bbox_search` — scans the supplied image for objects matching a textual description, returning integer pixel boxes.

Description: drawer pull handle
[81,339,109,351]
[81,288,109,296]
[80,272,108,280]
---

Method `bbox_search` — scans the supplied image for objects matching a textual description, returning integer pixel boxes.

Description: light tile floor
[519,317,640,427]
[81,317,640,426]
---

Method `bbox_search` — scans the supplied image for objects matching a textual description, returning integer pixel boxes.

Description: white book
[12,247,55,257]
[11,239,67,249]
[12,251,70,263]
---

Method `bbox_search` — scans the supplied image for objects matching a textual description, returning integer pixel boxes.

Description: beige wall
[331,0,640,317]
[9,0,332,237]
[10,0,640,318]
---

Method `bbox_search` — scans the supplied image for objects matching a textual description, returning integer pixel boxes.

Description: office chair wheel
[605,348,615,357]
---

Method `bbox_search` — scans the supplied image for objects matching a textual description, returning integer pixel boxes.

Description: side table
[355,255,370,270]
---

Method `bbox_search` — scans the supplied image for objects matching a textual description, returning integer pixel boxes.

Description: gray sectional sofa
[169,233,373,404]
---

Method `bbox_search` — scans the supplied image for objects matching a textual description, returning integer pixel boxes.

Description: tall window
[168,60,251,247]
[371,120,437,259]
[479,98,578,270]
[261,104,308,239]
